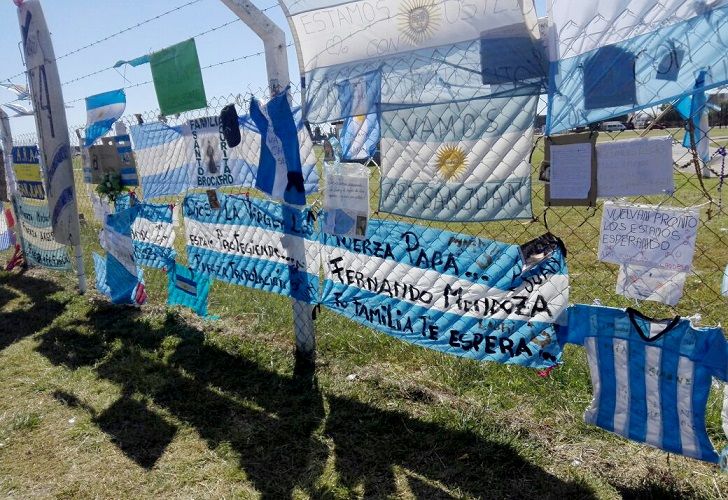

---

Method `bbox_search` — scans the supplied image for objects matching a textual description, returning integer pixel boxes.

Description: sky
[0,0,548,136]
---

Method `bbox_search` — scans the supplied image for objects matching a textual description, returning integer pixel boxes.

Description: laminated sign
[320,226,569,369]
[183,193,320,303]
[323,163,369,239]
[86,135,138,186]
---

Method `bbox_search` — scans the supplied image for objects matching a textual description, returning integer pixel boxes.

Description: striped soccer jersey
[559,304,728,463]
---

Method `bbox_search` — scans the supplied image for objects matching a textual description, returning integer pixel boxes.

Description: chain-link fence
[5,85,728,359]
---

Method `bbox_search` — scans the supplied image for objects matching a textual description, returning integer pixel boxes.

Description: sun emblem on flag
[398,0,441,46]
[436,145,468,181]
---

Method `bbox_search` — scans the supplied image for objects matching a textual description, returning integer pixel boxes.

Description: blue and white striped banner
[130,202,176,269]
[99,207,146,305]
[183,193,319,303]
[320,222,568,368]
[282,1,543,122]
[85,89,126,147]
[546,0,728,134]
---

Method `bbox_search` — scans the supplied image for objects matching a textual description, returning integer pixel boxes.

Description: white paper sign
[324,163,369,240]
[616,264,686,306]
[549,142,592,199]
[597,137,674,197]
[598,201,699,272]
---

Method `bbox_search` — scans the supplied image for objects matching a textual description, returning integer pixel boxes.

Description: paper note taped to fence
[596,137,674,197]
[549,142,592,200]
[598,201,699,272]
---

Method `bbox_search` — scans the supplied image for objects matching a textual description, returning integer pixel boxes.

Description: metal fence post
[220,0,316,366]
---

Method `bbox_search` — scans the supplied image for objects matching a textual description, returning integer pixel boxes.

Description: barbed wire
[60,16,244,87]
[63,43,293,106]
[0,0,203,84]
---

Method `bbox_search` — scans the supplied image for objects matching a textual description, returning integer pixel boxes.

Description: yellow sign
[13,162,43,183]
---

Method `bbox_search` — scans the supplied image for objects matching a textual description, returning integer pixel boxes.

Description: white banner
[598,202,699,272]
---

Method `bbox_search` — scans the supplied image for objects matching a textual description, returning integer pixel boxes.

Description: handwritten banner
[598,201,699,272]
[14,197,70,270]
[183,193,319,303]
[130,203,176,269]
[320,222,568,368]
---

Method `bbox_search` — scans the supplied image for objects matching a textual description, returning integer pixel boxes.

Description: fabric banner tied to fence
[98,207,146,305]
[319,224,568,368]
[130,109,319,199]
[183,193,319,303]
[127,202,176,269]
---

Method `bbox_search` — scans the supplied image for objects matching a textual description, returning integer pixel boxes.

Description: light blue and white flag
[130,109,319,200]
[676,71,712,163]
[250,91,306,206]
[320,224,568,368]
[379,94,536,221]
[547,0,728,134]
[183,193,319,303]
[341,114,379,161]
[339,72,380,161]
[85,89,126,147]
[130,202,176,269]
[100,207,147,305]
[13,197,71,270]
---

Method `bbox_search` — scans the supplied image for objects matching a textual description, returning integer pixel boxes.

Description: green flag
[150,39,207,116]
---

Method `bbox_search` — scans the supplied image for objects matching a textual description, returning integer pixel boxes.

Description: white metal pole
[220,0,316,363]
[16,0,87,294]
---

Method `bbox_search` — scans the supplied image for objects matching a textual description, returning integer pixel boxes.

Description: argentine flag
[98,207,146,305]
[85,89,126,147]
[250,90,306,206]
[676,71,713,164]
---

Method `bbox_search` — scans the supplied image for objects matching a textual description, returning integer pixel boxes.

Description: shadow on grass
[0,272,68,352]
[38,303,598,499]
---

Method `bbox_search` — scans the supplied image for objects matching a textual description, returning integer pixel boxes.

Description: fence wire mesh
[4,85,728,357]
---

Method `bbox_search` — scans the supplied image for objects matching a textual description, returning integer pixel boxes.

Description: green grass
[0,135,727,498]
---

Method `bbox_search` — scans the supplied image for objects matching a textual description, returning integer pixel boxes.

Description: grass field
[1,131,728,498]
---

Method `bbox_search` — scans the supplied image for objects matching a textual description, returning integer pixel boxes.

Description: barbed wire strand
[0,0,204,84]
[63,43,293,106]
